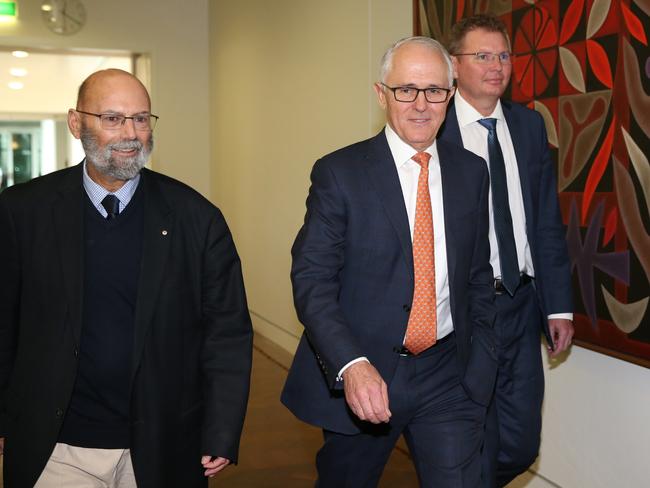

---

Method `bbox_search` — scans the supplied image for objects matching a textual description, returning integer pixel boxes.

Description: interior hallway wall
[209,0,412,352]
[209,2,650,488]
[0,0,211,195]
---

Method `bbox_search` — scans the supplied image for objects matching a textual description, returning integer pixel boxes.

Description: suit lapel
[53,164,85,345]
[439,101,463,145]
[502,101,535,229]
[363,132,414,278]
[131,169,173,383]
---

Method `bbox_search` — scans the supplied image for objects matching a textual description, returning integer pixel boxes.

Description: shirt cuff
[336,357,370,381]
[548,313,573,321]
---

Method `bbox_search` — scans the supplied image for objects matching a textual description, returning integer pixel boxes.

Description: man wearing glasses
[439,14,574,487]
[0,69,253,487]
[282,37,497,487]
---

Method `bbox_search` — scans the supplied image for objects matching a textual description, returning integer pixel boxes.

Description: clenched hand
[548,318,574,357]
[342,361,391,423]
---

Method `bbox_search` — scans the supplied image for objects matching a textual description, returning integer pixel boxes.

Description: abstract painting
[415,0,650,367]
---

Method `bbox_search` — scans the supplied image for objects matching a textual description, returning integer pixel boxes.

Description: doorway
[0,47,150,192]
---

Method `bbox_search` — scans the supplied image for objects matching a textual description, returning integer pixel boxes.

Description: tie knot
[101,194,120,220]
[478,118,497,132]
[412,152,431,169]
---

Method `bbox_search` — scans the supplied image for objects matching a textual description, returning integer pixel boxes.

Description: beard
[80,127,153,181]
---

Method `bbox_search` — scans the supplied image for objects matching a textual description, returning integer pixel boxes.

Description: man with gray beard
[79,125,151,181]
[0,69,253,487]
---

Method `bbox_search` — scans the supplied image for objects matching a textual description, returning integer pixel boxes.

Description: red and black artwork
[416,0,650,367]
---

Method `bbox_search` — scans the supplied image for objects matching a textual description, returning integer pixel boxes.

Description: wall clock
[41,0,86,35]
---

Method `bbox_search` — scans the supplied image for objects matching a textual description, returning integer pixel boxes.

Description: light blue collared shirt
[82,160,141,218]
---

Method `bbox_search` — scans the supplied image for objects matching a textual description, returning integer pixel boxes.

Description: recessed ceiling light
[9,67,27,77]
[11,50,29,58]
[41,4,53,11]
[8,81,24,90]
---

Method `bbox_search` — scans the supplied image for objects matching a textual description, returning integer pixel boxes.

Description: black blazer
[282,132,497,434]
[438,99,573,344]
[0,164,253,488]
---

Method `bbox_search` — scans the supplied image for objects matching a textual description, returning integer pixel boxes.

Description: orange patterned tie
[404,152,437,355]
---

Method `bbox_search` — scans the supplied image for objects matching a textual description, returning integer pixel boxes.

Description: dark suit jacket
[0,164,253,488]
[281,132,497,435]
[438,99,573,344]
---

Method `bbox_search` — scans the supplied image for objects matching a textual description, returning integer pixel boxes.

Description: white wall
[0,0,211,194]
[209,0,412,354]
[526,348,650,488]
[209,3,650,488]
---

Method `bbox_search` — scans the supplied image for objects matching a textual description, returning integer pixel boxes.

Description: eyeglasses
[454,52,513,65]
[76,110,159,131]
[380,83,454,103]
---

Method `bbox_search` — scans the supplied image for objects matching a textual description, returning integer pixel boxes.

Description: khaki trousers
[35,443,137,488]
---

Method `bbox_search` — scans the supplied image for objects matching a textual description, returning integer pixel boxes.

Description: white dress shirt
[82,160,140,216]
[337,125,454,379]
[454,91,533,280]
[385,125,453,341]
[453,90,572,321]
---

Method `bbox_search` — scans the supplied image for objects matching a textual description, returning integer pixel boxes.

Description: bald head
[76,69,150,111]
[68,68,154,190]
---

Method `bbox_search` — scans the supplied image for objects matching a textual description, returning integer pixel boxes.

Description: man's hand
[342,361,391,424]
[201,455,230,477]
[548,318,574,357]
[0,437,4,455]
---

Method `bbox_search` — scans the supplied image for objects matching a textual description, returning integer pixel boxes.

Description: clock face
[41,0,86,35]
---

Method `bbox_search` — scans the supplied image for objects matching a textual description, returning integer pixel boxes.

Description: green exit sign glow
[0,2,16,16]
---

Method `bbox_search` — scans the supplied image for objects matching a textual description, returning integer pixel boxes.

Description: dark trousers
[316,335,486,488]
[481,282,544,488]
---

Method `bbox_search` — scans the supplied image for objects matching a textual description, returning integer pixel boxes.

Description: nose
[413,90,428,111]
[120,117,137,139]
[488,56,504,69]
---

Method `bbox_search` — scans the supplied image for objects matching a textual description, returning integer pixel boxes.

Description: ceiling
[0,48,131,117]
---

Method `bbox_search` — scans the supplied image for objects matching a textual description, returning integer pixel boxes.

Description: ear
[451,56,460,79]
[68,109,82,139]
[373,82,387,110]
[442,87,455,110]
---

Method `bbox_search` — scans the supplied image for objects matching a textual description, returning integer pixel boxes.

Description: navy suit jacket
[282,131,497,435]
[438,99,573,344]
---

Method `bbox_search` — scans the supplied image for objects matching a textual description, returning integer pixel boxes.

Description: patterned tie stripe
[403,151,437,355]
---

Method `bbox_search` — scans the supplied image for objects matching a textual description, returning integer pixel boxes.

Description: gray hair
[380,36,454,88]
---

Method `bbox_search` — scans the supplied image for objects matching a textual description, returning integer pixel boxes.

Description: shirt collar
[384,124,438,170]
[454,89,505,128]
[82,160,141,213]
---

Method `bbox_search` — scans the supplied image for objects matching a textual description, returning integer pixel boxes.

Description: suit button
[403,304,411,312]
[73,348,79,357]
[55,408,64,418]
